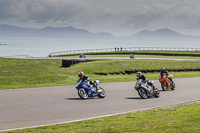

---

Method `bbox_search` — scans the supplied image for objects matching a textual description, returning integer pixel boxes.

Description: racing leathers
[77,75,96,91]
[137,74,154,88]
[160,70,170,78]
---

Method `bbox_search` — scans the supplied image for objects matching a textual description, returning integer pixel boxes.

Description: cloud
[123,4,175,28]
[0,0,89,23]
[117,2,200,34]
[1,0,200,35]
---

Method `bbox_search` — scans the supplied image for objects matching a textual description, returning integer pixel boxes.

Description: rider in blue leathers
[77,72,96,92]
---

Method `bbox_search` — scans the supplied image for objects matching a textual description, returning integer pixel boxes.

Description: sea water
[0,37,199,57]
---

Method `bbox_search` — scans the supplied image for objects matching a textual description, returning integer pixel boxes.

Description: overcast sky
[0,0,200,36]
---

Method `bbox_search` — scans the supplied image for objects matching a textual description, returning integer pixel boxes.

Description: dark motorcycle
[130,54,135,59]
[134,79,160,99]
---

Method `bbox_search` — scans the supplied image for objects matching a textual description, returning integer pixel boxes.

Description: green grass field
[6,102,200,133]
[0,58,200,90]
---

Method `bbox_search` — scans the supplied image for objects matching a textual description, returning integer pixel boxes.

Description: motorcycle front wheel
[97,87,106,98]
[138,88,148,99]
[161,83,167,91]
[78,89,88,99]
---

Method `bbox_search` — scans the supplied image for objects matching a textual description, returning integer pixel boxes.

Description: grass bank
[0,58,200,90]
[6,102,200,133]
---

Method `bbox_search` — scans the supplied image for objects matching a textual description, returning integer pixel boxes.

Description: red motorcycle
[79,53,86,58]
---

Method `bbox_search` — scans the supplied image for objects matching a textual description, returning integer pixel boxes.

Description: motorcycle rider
[130,53,134,59]
[160,67,169,78]
[79,53,86,58]
[136,71,154,88]
[77,72,96,91]
[159,67,172,90]
[136,71,147,82]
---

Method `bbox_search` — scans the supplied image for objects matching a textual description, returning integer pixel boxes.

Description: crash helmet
[78,72,84,78]
[161,67,165,70]
[136,71,142,78]
[161,67,166,72]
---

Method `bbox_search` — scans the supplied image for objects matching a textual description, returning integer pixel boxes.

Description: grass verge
[0,58,200,90]
[6,102,200,133]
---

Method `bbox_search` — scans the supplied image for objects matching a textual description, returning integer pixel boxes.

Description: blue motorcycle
[76,80,106,99]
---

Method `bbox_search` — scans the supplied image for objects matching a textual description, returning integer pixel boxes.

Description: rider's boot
[92,87,96,92]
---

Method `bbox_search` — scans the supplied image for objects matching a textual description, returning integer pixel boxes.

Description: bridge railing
[1,55,33,58]
[49,47,200,56]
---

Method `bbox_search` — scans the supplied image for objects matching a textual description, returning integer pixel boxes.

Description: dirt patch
[118,62,129,66]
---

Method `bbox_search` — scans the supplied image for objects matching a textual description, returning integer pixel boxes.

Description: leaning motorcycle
[134,79,160,99]
[76,80,106,99]
[158,74,175,91]
[79,53,86,58]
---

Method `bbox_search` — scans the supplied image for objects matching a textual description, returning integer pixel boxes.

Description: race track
[0,77,200,132]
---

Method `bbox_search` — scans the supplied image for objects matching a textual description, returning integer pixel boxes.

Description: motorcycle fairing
[76,81,98,97]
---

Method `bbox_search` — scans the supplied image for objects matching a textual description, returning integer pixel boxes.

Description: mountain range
[0,24,199,41]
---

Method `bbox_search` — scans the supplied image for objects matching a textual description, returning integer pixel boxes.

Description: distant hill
[0,24,200,41]
[121,28,200,41]
[0,24,113,39]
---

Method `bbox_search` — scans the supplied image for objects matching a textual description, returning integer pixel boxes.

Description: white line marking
[1,99,199,132]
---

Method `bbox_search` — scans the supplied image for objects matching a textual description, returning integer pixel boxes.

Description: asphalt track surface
[0,77,200,132]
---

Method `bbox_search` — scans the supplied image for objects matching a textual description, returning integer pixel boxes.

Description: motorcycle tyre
[138,88,148,99]
[153,88,160,98]
[78,89,88,99]
[161,83,167,91]
[171,83,175,90]
[97,87,106,98]
[170,79,175,90]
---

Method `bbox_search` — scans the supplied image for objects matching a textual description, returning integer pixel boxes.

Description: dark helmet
[78,72,84,78]
[161,67,166,71]
[161,67,165,70]
[136,71,142,78]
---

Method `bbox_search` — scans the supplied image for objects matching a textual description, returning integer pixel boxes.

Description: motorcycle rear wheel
[170,79,175,90]
[138,88,148,99]
[154,88,160,98]
[78,89,88,99]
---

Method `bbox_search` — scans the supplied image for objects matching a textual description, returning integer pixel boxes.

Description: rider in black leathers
[136,71,147,82]
[136,71,154,87]
[160,67,169,78]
